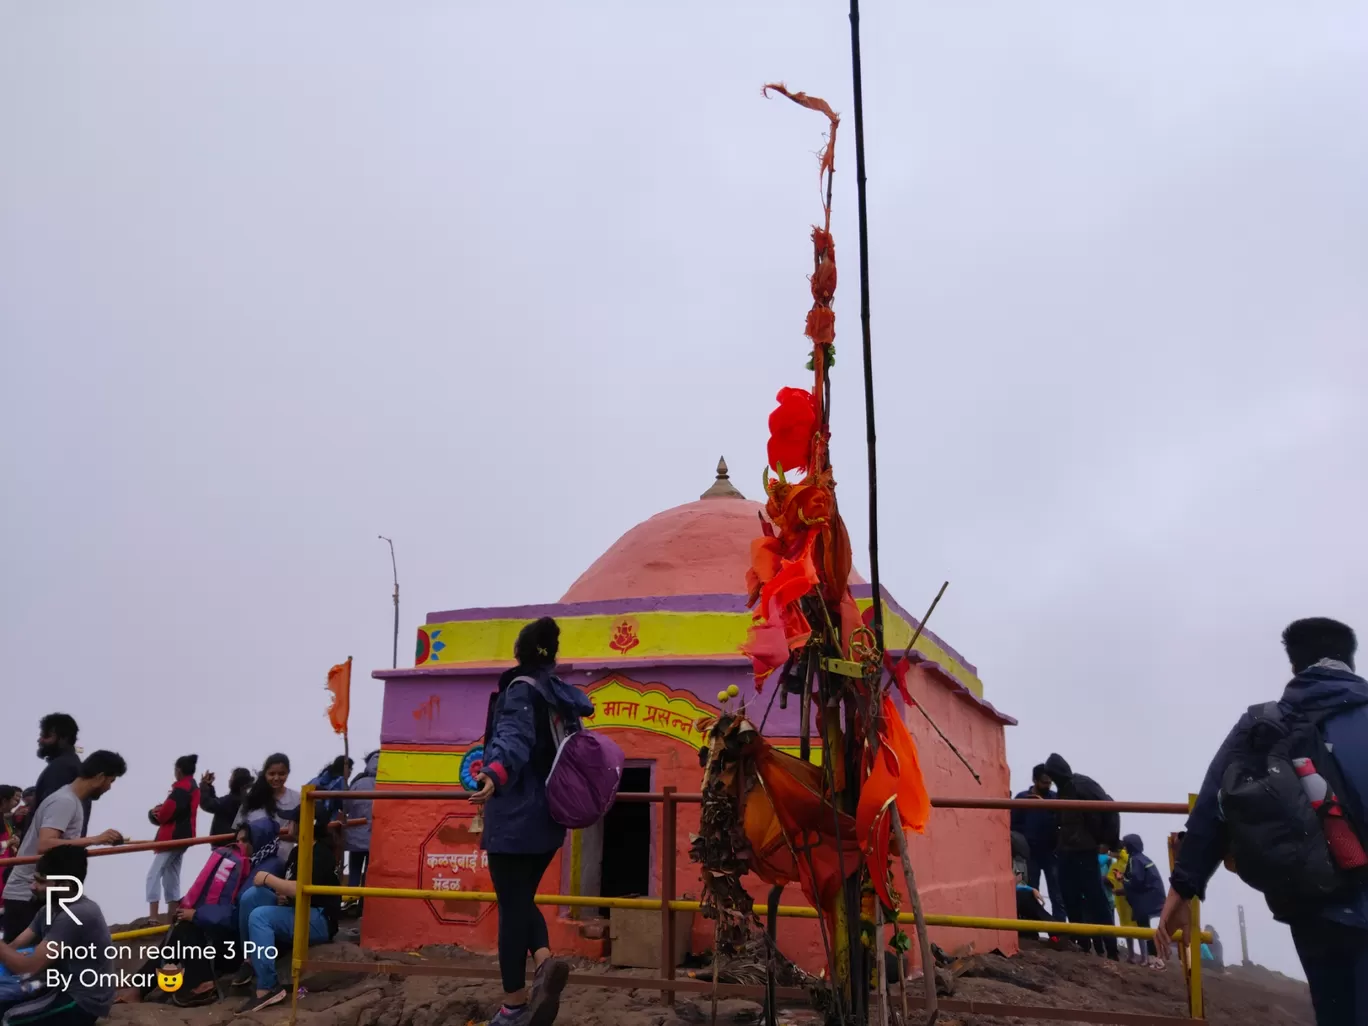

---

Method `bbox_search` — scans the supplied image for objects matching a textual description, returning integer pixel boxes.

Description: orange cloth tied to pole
[857,696,931,910]
[326,657,352,735]
[743,739,862,933]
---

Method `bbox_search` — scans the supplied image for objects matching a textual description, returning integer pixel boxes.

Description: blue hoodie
[1120,834,1166,920]
[1173,661,1368,927]
[480,667,595,855]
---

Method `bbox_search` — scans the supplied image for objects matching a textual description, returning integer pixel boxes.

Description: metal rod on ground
[766,886,782,1026]
[710,921,722,1026]
[1238,905,1249,966]
[875,901,890,1026]
[890,808,936,1025]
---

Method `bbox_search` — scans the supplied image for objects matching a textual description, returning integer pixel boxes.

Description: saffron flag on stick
[326,657,352,735]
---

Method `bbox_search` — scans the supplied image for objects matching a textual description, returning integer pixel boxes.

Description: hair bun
[516,616,561,667]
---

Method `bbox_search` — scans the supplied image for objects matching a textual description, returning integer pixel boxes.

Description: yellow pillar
[288,786,316,1025]
[1187,793,1204,1019]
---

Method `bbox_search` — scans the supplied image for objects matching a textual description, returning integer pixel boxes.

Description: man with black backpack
[1156,618,1368,1026]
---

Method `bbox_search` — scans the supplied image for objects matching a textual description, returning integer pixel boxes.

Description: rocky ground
[107,923,1314,1026]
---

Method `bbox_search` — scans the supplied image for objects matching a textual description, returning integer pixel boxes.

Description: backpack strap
[1301,705,1367,841]
[514,675,569,749]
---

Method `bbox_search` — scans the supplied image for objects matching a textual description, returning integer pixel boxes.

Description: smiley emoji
[156,969,184,993]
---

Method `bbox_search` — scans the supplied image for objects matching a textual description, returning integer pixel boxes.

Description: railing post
[289,785,316,1025]
[1186,793,1204,1020]
[660,786,677,1007]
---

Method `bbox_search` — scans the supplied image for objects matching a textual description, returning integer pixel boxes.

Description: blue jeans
[237,885,279,948]
[246,904,329,991]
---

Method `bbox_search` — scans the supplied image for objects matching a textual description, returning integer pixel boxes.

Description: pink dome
[560,460,867,603]
[562,497,764,602]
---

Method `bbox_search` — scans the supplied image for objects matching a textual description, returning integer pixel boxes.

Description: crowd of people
[0,615,1364,1026]
[0,713,381,1020]
[1010,759,1169,967]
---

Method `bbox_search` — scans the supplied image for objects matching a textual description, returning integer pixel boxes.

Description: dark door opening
[599,766,652,910]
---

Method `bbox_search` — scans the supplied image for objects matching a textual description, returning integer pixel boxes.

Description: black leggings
[487,851,557,994]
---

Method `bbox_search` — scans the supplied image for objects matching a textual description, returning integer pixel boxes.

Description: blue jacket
[1120,834,1166,919]
[1173,662,1368,928]
[1010,789,1058,856]
[480,667,595,856]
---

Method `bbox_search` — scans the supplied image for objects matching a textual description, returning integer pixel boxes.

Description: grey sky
[3,0,1366,981]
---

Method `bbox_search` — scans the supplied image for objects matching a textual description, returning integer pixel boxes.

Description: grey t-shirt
[3,786,84,901]
[30,896,115,1017]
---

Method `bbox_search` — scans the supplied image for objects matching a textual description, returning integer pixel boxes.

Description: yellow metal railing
[283,785,1211,1026]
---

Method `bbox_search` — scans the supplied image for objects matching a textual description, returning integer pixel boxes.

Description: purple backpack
[519,676,625,828]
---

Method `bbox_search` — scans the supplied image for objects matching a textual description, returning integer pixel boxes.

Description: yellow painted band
[419,612,748,666]
[418,605,982,698]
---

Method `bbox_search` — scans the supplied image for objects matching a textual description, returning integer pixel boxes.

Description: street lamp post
[378,535,399,669]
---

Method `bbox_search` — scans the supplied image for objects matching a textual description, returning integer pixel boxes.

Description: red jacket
[151,777,200,842]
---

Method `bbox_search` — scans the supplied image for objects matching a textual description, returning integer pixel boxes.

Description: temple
[362,459,1018,968]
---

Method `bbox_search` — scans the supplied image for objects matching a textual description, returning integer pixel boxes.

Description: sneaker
[527,958,570,1026]
[1148,957,1166,971]
[229,965,255,990]
[488,1004,529,1026]
[236,987,286,1015]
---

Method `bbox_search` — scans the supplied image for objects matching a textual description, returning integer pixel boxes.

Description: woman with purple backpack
[470,617,595,1026]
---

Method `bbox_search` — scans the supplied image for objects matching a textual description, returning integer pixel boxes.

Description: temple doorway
[599,765,652,911]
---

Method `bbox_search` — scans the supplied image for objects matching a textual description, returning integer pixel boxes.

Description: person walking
[469,617,594,1026]
[1011,764,1062,918]
[145,754,200,925]
[1156,618,1368,1026]
[1043,753,1121,959]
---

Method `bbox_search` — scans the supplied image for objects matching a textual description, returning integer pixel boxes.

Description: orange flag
[326,657,352,735]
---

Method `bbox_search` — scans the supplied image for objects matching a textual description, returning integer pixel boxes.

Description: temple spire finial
[700,455,745,500]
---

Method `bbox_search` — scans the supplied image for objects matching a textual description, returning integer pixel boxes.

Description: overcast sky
[3,0,1366,983]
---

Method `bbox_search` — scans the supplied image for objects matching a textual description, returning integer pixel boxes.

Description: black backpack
[1219,701,1364,919]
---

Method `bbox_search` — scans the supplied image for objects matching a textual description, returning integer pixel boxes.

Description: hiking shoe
[229,964,255,989]
[236,987,286,1015]
[488,1004,529,1026]
[527,957,569,1026]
